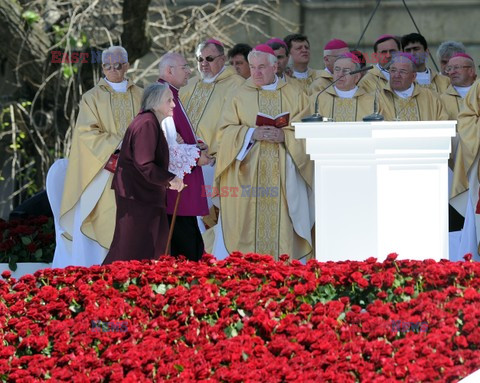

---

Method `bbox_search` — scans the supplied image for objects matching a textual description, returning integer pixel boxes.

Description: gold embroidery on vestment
[256,90,281,258]
[185,82,215,133]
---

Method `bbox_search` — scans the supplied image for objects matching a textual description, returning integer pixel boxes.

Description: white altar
[294,120,456,262]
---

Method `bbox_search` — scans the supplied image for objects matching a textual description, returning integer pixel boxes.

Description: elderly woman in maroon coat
[103,83,184,264]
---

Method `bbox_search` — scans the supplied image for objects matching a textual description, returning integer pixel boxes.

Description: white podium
[294,120,456,262]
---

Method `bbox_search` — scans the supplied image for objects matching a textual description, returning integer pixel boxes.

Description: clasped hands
[252,126,285,143]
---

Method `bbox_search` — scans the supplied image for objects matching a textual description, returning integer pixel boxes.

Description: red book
[255,112,290,128]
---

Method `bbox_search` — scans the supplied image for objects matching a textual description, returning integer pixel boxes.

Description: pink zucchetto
[339,52,361,64]
[392,51,417,65]
[253,44,276,56]
[324,39,348,51]
[324,39,349,56]
[451,52,474,62]
[205,38,224,47]
[375,34,397,44]
[266,38,288,50]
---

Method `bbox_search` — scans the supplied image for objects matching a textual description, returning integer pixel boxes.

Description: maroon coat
[112,110,175,207]
[104,110,175,264]
[158,79,209,216]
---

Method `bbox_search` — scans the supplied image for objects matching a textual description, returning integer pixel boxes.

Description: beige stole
[110,92,136,135]
[393,96,420,121]
[256,90,282,255]
[184,82,215,134]
[332,98,357,122]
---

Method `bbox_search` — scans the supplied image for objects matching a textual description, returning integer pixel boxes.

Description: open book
[255,111,290,128]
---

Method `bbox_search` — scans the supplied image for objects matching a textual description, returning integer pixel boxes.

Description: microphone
[302,65,373,122]
[362,63,389,122]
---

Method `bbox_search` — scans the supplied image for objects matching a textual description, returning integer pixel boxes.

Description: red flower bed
[0,216,55,270]
[1,252,480,382]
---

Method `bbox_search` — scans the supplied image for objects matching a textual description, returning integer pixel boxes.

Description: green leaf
[34,249,43,261]
[8,256,18,271]
[21,236,32,245]
[22,10,40,26]
[152,284,167,294]
[174,364,184,372]
[242,351,249,361]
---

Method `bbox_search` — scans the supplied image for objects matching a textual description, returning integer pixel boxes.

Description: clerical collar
[334,86,358,99]
[203,66,225,84]
[394,83,414,99]
[104,78,128,93]
[293,69,309,79]
[261,75,279,90]
[415,68,430,85]
[325,67,332,75]
[376,63,390,80]
[454,85,472,98]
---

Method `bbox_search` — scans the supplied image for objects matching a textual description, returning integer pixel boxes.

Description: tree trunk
[121,0,152,63]
[0,1,51,90]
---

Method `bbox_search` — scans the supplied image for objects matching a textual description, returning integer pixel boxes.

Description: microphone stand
[363,62,391,122]
[302,65,373,122]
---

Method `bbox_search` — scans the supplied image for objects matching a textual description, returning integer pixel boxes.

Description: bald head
[158,52,191,89]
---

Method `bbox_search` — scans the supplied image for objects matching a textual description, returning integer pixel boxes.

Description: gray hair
[102,46,128,64]
[436,41,466,61]
[334,55,361,72]
[141,83,169,112]
[247,50,277,65]
[196,41,224,57]
[158,52,184,77]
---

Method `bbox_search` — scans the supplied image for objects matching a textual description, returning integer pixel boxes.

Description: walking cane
[165,185,186,255]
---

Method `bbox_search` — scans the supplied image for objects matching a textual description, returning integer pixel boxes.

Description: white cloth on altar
[58,168,110,267]
[47,159,72,268]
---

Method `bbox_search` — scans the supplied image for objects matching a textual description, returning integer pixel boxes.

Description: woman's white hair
[102,46,128,64]
[141,83,169,112]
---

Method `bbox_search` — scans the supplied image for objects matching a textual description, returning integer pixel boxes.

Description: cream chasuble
[416,70,450,94]
[289,68,321,95]
[60,78,143,256]
[312,87,376,122]
[179,66,244,156]
[441,85,466,171]
[359,65,389,94]
[379,84,448,121]
[451,80,480,256]
[453,81,480,199]
[308,69,333,96]
[214,79,314,261]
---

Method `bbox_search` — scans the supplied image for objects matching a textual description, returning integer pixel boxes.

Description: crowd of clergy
[54,31,480,267]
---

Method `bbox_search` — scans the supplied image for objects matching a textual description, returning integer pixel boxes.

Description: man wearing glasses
[157,52,212,261]
[59,46,143,267]
[310,39,349,96]
[180,39,244,233]
[378,52,447,121]
[180,39,244,157]
[359,34,401,93]
[312,53,376,122]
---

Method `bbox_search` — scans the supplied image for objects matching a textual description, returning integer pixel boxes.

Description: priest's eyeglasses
[445,65,472,73]
[196,54,223,63]
[102,62,127,71]
[333,67,352,75]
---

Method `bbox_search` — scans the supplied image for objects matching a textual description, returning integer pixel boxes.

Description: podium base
[363,113,385,122]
